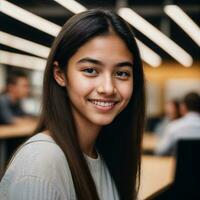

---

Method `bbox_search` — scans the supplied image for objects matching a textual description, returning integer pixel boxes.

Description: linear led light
[54,1,162,67]
[164,5,200,47]
[1,0,162,68]
[136,39,162,67]
[54,0,87,14]
[0,50,46,71]
[118,8,193,67]
[0,31,50,58]
[1,0,61,36]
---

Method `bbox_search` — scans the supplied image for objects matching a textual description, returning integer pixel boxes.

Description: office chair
[151,139,200,200]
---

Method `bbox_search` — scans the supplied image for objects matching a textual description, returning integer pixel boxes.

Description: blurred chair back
[171,139,200,199]
[151,139,200,200]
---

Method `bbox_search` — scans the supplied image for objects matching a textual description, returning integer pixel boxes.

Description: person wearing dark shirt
[0,71,30,124]
[0,71,31,160]
[0,94,26,124]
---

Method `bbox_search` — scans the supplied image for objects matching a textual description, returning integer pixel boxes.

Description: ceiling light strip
[54,0,87,14]
[54,1,162,67]
[136,39,162,67]
[0,31,50,58]
[118,8,193,67]
[164,5,200,47]
[1,1,163,68]
[1,0,61,36]
[0,50,46,71]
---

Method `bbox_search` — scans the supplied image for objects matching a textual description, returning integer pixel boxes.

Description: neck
[74,115,101,158]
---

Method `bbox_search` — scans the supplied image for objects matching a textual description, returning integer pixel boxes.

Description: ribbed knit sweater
[0,133,119,200]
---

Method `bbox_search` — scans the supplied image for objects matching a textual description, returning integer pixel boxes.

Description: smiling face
[55,33,134,129]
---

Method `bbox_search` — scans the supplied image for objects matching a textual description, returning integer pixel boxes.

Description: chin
[92,117,115,126]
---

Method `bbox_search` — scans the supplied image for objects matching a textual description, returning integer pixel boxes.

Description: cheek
[117,81,133,101]
[67,75,96,98]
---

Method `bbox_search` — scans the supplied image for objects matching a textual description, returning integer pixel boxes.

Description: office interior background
[0,0,199,120]
[0,1,200,199]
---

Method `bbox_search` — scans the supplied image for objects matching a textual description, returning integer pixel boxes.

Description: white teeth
[90,100,115,107]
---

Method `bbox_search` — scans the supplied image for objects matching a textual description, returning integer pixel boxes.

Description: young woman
[0,9,145,200]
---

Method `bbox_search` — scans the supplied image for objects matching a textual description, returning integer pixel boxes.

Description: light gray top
[0,133,119,200]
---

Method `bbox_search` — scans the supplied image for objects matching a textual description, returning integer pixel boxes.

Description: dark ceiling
[1,0,200,64]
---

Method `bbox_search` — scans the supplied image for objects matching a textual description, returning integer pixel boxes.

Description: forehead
[69,34,133,65]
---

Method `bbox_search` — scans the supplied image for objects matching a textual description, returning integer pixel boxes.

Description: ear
[53,61,66,87]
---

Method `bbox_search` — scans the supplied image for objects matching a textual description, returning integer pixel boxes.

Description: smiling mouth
[88,99,118,108]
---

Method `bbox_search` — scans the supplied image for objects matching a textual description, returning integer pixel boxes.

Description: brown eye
[116,71,130,78]
[82,68,98,75]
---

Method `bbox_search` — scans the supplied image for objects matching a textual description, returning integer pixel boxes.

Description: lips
[90,100,115,107]
[88,99,118,111]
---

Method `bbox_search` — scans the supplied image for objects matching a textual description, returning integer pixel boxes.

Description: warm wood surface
[142,133,158,152]
[139,155,175,200]
[0,121,37,138]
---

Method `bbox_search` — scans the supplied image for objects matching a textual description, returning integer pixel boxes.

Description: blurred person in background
[155,92,200,155]
[154,99,181,138]
[0,70,30,125]
[0,70,36,159]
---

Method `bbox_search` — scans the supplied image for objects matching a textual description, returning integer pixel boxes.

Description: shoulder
[1,133,74,199]
[7,133,70,181]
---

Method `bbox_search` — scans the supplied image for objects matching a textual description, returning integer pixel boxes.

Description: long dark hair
[35,9,145,200]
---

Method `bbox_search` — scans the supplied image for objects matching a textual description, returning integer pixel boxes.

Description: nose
[97,75,116,95]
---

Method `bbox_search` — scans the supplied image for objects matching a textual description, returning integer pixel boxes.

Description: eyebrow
[77,57,133,68]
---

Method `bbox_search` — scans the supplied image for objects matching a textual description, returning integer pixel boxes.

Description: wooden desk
[142,133,158,152]
[0,122,37,139]
[139,155,175,200]
[0,121,37,172]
